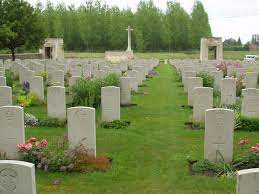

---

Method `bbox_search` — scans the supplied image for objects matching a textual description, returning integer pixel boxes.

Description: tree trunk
[11,48,15,61]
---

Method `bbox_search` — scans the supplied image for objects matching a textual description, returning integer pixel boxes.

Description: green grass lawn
[25,63,259,193]
[65,50,259,60]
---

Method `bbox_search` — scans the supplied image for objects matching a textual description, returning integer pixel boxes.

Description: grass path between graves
[26,63,259,194]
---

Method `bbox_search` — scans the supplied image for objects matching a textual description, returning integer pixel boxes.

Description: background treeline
[37,0,212,52]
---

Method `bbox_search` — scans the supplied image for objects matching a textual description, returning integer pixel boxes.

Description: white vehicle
[244,55,256,61]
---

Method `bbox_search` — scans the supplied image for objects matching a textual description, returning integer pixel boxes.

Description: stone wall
[0,53,43,61]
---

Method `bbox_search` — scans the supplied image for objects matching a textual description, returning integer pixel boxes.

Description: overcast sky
[27,0,259,43]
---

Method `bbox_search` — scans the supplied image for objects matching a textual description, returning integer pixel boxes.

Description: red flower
[41,139,48,146]
[250,143,259,153]
[238,138,249,145]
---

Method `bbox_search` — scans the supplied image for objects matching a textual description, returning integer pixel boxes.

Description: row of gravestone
[169,61,259,121]
[0,58,159,105]
[169,59,259,194]
[0,159,256,194]
[0,58,160,194]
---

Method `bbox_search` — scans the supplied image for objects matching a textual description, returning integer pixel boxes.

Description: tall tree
[135,0,164,51]
[190,0,211,49]
[165,2,191,51]
[0,0,47,60]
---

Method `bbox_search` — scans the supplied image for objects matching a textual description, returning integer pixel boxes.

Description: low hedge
[238,116,259,131]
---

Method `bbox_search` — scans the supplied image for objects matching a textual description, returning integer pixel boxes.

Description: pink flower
[41,139,48,146]
[250,143,259,153]
[17,144,25,150]
[238,138,249,145]
[27,137,37,144]
[24,143,32,150]
[35,141,42,149]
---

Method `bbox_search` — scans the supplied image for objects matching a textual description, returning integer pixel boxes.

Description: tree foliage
[0,0,47,60]
[190,0,212,48]
[0,0,212,54]
[40,0,212,52]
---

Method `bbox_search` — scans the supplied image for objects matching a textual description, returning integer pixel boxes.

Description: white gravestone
[193,87,213,122]
[120,77,131,105]
[183,71,196,92]
[204,108,234,163]
[211,71,223,91]
[82,64,92,78]
[101,86,120,121]
[0,106,25,159]
[241,89,259,118]
[0,76,6,86]
[30,76,44,101]
[245,72,257,89]
[47,86,66,120]
[52,70,64,86]
[187,77,203,106]
[127,70,138,92]
[221,78,236,106]
[236,168,259,194]
[69,76,81,87]
[68,107,96,157]
[0,160,36,194]
[0,86,12,107]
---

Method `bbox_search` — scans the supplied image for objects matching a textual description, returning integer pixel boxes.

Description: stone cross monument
[126,25,133,52]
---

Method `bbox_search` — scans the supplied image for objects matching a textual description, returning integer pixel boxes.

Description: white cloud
[27,0,259,43]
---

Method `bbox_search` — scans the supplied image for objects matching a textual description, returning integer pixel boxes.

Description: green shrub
[100,120,130,129]
[38,117,66,128]
[238,117,259,131]
[234,152,259,170]
[192,159,222,175]
[5,70,14,87]
[71,74,119,108]
[197,72,214,88]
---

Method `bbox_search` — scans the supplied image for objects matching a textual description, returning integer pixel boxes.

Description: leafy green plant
[197,72,214,88]
[238,117,259,131]
[234,152,259,170]
[38,117,66,128]
[100,120,131,129]
[5,70,15,87]
[192,159,222,175]
[16,93,40,107]
[71,74,119,108]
